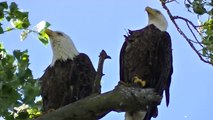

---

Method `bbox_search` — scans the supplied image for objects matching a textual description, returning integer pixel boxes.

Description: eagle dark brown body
[120,25,173,120]
[40,53,96,111]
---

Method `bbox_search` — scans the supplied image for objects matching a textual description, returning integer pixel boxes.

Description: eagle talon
[119,81,130,87]
[133,76,146,87]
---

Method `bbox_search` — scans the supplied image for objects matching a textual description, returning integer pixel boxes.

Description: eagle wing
[40,53,96,111]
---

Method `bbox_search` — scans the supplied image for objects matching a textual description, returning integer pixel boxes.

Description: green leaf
[16,111,29,119]
[6,27,14,32]
[0,42,4,48]
[192,0,207,15]
[193,5,206,15]
[9,2,18,13]
[20,30,30,41]
[34,20,51,32]
[202,47,207,56]
[0,26,4,34]
[12,19,24,29]
[6,16,11,21]
[13,50,22,61]
[34,21,51,45]
[14,11,28,20]
[1,83,22,107]
[45,21,51,28]
[22,17,30,29]
[23,83,37,104]
[27,106,41,119]
[38,34,49,45]
[0,2,8,9]
[0,7,4,20]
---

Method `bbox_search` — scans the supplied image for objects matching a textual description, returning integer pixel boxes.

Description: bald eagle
[120,7,173,120]
[40,29,96,111]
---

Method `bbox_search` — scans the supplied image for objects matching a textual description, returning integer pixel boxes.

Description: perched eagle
[120,7,173,120]
[40,29,96,111]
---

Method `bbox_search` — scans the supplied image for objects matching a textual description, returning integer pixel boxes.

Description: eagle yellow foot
[133,76,146,87]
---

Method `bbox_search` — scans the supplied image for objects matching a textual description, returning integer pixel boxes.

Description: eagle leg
[118,80,131,87]
[132,76,146,87]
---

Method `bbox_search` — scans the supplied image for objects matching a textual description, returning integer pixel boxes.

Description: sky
[1,0,213,120]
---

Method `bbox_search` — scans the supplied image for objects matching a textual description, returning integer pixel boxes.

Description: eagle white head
[45,29,79,66]
[145,6,168,31]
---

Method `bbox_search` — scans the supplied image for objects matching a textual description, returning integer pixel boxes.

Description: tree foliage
[0,44,41,119]
[0,2,30,33]
[185,0,213,63]
[0,1,212,120]
[161,0,213,65]
[0,1,50,45]
[0,2,43,120]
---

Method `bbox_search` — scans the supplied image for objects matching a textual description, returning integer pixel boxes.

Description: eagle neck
[50,37,79,67]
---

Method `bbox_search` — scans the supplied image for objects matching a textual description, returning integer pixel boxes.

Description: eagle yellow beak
[145,6,157,16]
[45,29,54,36]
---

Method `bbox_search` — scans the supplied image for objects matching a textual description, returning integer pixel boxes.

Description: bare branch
[160,2,213,65]
[186,22,203,47]
[93,50,111,94]
[161,0,179,4]
[35,84,161,120]
[173,16,201,34]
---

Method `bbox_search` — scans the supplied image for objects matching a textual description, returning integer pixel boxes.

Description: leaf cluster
[0,44,41,119]
[0,2,50,45]
[0,2,30,33]
[185,0,212,15]
[183,0,213,64]
[202,18,213,63]
[0,2,51,119]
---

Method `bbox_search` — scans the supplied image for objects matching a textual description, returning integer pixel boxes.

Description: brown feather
[40,53,96,111]
[120,24,173,120]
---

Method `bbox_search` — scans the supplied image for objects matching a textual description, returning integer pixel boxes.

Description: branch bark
[93,50,111,94]
[35,84,161,120]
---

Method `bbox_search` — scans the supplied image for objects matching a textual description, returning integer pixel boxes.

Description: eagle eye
[155,10,161,14]
[56,32,63,36]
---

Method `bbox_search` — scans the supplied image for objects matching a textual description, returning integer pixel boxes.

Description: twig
[184,0,192,4]
[93,50,111,94]
[161,2,212,65]
[161,0,178,4]
[173,16,201,34]
[186,22,203,47]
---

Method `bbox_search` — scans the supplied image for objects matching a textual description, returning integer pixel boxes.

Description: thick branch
[93,50,111,94]
[36,84,161,120]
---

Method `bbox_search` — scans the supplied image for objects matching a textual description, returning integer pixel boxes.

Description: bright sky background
[1,0,213,120]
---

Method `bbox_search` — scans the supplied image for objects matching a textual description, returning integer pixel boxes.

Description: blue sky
[1,0,213,120]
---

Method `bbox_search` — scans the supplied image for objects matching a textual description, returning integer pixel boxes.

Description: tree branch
[35,84,161,120]
[93,50,111,94]
[160,1,213,65]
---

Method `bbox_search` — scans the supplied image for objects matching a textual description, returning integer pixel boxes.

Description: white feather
[49,31,79,66]
[125,111,146,120]
[147,8,168,31]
